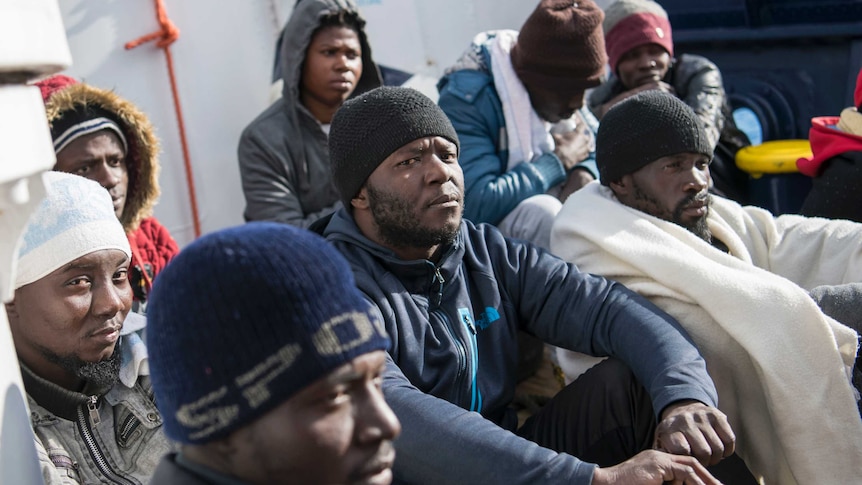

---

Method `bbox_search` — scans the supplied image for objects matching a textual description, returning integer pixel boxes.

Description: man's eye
[113,269,129,281]
[67,277,91,287]
[398,157,419,166]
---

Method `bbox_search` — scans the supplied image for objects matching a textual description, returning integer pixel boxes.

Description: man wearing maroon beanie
[588,0,752,205]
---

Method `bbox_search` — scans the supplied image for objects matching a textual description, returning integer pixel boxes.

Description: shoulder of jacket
[674,54,719,77]
[439,69,495,105]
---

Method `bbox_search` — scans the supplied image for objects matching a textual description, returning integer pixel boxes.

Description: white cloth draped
[551,182,862,485]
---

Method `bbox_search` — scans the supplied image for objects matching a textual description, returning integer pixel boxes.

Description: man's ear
[4,301,17,318]
[609,175,632,197]
[351,187,370,211]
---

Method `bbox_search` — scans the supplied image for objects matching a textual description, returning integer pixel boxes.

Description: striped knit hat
[603,0,673,73]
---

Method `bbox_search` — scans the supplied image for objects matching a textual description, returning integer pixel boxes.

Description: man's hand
[552,120,593,170]
[655,400,736,466]
[557,169,594,203]
[592,449,723,485]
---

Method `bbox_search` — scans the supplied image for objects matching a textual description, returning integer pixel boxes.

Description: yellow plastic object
[735,139,812,177]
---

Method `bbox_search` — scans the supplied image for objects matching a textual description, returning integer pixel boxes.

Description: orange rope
[125,0,202,238]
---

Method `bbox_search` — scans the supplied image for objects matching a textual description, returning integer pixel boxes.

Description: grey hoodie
[238,0,382,227]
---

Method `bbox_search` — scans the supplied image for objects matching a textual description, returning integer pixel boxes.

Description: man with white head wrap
[5,171,170,484]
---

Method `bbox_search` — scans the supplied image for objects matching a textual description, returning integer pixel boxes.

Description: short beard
[366,182,460,250]
[630,180,712,243]
[672,193,712,243]
[38,342,122,393]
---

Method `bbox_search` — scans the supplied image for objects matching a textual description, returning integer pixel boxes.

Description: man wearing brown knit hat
[437,0,606,251]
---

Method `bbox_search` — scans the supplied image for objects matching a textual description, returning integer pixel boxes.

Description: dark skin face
[183,351,401,485]
[5,249,132,390]
[610,152,713,241]
[352,136,463,262]
[525,83,586,123]
[616,44,671,90]
[301,25,363,124]
[54,130,129,218]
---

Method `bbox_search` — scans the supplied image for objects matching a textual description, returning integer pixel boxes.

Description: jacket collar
[324,208,466,295]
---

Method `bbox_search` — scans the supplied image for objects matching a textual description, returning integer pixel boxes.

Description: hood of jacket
[44,83,160,233]
[278,0,382,106]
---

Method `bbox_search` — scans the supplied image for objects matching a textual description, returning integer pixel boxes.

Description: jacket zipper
[432,267,474,409]
[461,312,483,412]
[75,396,137,485]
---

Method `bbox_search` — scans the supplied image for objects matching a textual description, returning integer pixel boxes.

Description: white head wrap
[15,171,130,289]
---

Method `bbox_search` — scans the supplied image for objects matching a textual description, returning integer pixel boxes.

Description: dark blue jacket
[437,32,599,225]
[324,209,717,484]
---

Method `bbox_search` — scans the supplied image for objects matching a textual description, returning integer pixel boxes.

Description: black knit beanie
[597,90,712,185]
[147,222,390,444]
[511,0,607,92]
[329,86,460,209]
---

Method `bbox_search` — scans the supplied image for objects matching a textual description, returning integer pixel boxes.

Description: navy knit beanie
[146,222,390,444]
[329,86,459,209]
[597,90,712,185]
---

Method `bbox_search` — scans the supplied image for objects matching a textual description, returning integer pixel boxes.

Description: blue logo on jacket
[474,307,500,330]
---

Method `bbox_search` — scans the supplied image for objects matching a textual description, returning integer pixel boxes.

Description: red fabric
[605,12,674,72]
[855,67,862,110]
[34,74,79,103]
[127,217,179,299]
[797,116,862,176]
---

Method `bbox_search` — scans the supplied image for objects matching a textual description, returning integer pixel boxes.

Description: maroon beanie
[511,0,607,93]
[603,0,674,73]
[34,74,79,103]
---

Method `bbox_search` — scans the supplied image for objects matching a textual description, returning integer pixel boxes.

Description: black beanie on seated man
[596,90,713,185]
[329,86,460,209]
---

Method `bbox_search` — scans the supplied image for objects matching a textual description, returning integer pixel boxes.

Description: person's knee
[499,195,562,249]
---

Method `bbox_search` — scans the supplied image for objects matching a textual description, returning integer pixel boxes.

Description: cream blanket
[550,182,862,485]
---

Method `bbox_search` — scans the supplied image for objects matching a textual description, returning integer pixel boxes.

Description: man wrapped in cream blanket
[552,179,862,484]
[551,90,862,485]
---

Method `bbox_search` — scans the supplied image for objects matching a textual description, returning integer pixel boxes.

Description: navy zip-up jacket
[324,209,717,484]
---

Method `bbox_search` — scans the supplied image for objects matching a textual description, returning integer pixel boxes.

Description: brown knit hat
[603,0,673,73]
[511,0,607,93]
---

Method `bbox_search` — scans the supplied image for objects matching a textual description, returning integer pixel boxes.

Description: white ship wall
[57,0,612,246]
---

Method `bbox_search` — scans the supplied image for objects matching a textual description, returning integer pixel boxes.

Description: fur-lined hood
[43,83,160,233]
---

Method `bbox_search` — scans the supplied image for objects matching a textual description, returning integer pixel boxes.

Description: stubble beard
[366,183,461,251]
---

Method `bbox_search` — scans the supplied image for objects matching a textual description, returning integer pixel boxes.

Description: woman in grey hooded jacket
[238,0,382,228]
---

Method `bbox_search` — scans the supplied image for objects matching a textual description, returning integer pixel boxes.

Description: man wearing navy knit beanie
[320,85,739,484]
[146,222,400,484]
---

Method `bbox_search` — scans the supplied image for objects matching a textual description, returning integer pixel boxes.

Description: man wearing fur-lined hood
[36,74,179,315]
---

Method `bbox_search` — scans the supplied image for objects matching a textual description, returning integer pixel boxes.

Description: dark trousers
[517,358,757,483]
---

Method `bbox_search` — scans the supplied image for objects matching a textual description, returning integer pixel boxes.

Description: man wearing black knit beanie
[552,90,862,484]
[320,85,738,484]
